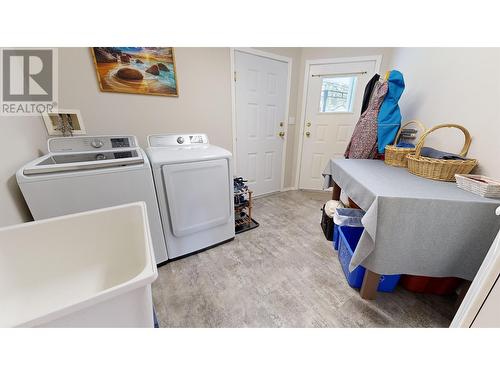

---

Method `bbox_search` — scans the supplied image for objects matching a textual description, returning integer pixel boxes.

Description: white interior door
[298,59,378,190]
[235,51,288,196]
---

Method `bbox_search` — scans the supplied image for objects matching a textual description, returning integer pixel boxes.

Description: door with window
[298,58,379,190]
[234,50,288,196]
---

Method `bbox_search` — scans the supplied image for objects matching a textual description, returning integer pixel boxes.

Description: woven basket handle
[392,120,426,145]
[414,123,472,158]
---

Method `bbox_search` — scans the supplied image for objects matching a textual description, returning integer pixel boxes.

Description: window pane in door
[318,76,357,113]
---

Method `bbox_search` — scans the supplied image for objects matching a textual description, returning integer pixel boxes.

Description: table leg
[332,182,341,200]
[348,198,361,209]
[360,270,380,300]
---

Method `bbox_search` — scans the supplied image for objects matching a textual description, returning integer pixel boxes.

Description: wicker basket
[384,120,426,167]
[455,174,500,198]
[406,124,478,181]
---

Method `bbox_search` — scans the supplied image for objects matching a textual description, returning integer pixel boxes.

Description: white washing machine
[146,133,235,259]
[16,135,168,264]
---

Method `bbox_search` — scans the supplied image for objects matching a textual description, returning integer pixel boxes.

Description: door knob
[305,131,311,137]
[306,122,311,127]
[279,122,284,127]
[278,131,285,137]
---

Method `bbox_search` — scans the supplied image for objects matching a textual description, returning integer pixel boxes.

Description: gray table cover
[323,159,500,280]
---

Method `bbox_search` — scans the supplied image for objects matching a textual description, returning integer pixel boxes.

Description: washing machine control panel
[189,135,205,144]
[149,134,209,147]
[90,139,104,149]
[48,136,138,153]
[110,137,131,148]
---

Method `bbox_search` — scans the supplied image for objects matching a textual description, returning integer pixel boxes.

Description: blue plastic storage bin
[337,226,400,292]
[333,224,339,250]
[332,208,365,251]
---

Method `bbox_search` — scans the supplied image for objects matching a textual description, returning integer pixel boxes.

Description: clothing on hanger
[377,70,405,154]
[344,80,388,159]
[360,73,380,115]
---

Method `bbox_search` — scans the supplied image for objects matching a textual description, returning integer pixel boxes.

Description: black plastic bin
[320,204,334,241]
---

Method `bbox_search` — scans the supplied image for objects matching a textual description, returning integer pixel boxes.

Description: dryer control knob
[91,139,104,148]
[177,137,185,144]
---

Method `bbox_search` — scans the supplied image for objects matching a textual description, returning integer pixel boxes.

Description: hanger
[379,70,391,82]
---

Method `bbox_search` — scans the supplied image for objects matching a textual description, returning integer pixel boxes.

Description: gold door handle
[305,131,311,137]
[306,122,311,127]
[278,131,285,137]
[279,122,284,127]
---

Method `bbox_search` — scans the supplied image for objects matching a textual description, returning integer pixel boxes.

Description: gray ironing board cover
[323,159,500,280]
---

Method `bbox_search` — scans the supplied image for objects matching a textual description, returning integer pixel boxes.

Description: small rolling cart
[234,177,259,234]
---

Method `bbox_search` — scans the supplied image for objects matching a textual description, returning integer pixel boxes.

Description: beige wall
[0,47,395,227]
[2,47,497,228]
[0,47,234,227]
[388,48,500,179]
[60,47,233,150]
[0,116,47,226]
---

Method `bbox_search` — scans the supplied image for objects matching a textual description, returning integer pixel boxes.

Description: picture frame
[42,109,86,136]
[90,47,178,97]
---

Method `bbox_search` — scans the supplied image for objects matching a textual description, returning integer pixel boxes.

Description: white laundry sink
[0,202,158,327]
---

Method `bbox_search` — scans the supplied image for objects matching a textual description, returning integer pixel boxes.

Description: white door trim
[230,47,292,192]
[293,55,382,189]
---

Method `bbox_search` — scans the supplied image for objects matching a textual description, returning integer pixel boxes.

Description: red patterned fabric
[345,81,388,159]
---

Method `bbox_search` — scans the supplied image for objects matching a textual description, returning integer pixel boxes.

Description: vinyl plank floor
[152,190,457,327]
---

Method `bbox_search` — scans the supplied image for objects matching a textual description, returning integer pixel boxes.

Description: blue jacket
[377,70,405,153]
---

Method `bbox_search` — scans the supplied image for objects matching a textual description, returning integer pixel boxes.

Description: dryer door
[162,159,231,237]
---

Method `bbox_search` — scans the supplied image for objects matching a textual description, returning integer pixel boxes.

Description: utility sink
[0,202,158,327]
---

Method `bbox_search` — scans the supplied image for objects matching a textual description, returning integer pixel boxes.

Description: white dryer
[146,134,235,259]
[16,135,168,264]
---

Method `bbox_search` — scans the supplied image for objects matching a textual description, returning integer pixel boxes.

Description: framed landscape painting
[91,47,178,97]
